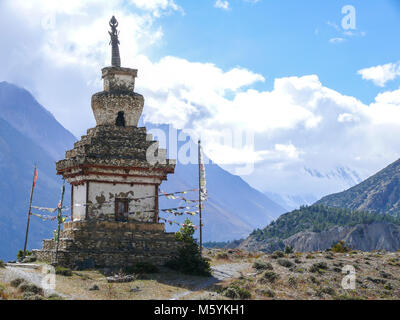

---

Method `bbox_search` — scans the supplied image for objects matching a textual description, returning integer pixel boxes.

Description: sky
[1,0,400,199]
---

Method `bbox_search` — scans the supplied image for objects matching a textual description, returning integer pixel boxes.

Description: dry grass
[210,249,400,300]
[1,249,399,300]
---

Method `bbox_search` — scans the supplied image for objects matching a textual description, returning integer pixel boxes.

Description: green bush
[261,271,279,283]
[288,276,297,288]
[252,261,273,271]
[309,261,328,273]
[0,260,5,268]
[165,218,211,277]
[284,246,294,254]
[258,288,275,297]
[55,266,73,276]
[10,278,26,288]
[47,293,64,300]
[22,292,44,300]
[331,241,351,253]
[216,252,229,260]
[124,262,159,274]
[277,258,294,268]
[271,251,285,259]
[19,283,44,296]
[17,250,32,260]
[223,285,251,300]
[317,287,336,296]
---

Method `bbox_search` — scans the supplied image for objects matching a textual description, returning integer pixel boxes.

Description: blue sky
[153,0,400,103]
[2,0,400,199]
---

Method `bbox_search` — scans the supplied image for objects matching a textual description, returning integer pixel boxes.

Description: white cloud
[338,113,358,123]
[358,62,400,87]
[129,0,182,16]
[329,37,345,44]
[214,0,230,10]
[3,0,400,199]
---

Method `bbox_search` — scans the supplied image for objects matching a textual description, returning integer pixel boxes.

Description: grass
[2,248,400,300]
[55,266,73,276]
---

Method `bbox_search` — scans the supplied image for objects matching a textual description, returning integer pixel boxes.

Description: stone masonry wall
[33,220,182,269]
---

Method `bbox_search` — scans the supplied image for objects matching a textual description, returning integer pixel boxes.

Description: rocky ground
[1,248,400,300]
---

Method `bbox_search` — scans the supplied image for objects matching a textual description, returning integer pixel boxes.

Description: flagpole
[54,180,66,265]
[198,140,203,256]
[23,165,37,259]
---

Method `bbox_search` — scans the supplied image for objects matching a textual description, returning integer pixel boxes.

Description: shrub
[19,283,44,296]
[165,218,211,277]
[308,276,320,284]
[288,276,297,288]
[277,258,294,268]
[124,262,159,274]
[216,252,229,260]
[331,241,350,253]
[261,271,279,283]
[271,251,285,259]
[17,250,32,260]
[0,260,5,268]
[317,287,336,296]
[223,285,251,300]
[10,278,26,288]
[262,289,275,298]
[284,246,294,254]
[309,262,328,273]
[384,283,393,291]
[252,261,273,271]
[47,293,64,300]
[55,266,73,276]
[22,292,44,300]
[309,265,319,273]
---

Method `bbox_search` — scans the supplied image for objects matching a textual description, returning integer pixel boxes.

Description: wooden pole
[23,165,37,259]
[198,140,203,256]
[54,181,66,265]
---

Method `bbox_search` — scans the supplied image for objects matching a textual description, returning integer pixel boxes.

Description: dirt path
[170,262,251,300]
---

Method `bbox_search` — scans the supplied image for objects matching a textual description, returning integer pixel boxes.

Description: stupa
[34,16,181,269]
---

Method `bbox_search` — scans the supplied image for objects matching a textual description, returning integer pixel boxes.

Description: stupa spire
[108,16,121,67]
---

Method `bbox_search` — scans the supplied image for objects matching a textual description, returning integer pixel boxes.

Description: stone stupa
[34,16,181,269]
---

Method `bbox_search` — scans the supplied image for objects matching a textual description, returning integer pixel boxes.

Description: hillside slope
[315,158,400,214]
[239,205,400,252]
[0,117,66,260]
[0,82,76,160]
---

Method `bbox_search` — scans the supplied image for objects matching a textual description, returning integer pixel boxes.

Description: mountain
[0,82,76,160]
[304,166,362,188]
[264,192,318,212]
[239,158,400,253]
[315,158,400,214]
[239,205,400,252]
[0,82,285,260]
[241,221,400,253]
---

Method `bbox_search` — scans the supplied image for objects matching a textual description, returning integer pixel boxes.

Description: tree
[165,218,211,276]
